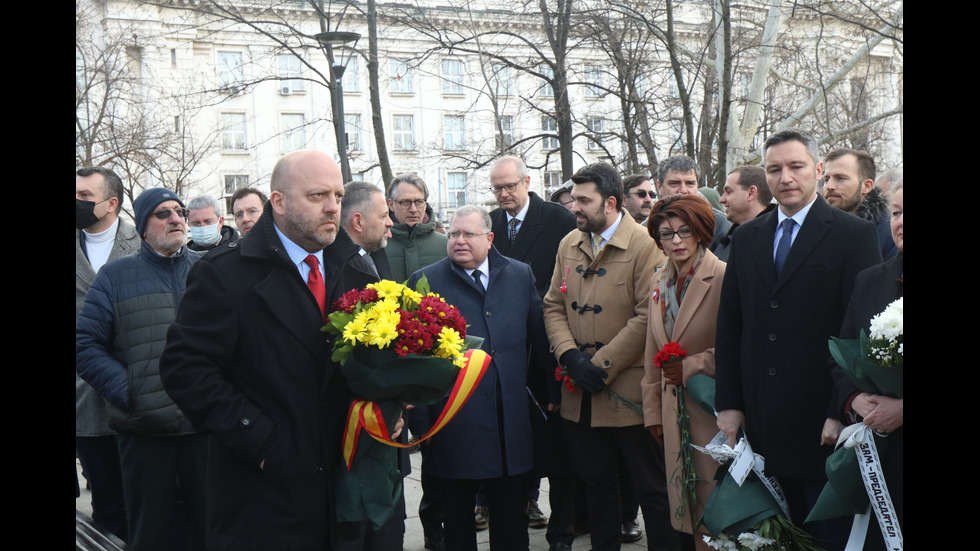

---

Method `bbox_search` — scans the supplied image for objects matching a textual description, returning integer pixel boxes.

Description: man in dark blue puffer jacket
[76,187,206,551]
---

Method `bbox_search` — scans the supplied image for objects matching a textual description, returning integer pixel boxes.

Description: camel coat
[544,214,666,427]
[641,249,725,540]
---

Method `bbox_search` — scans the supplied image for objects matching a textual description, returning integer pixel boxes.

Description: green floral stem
[603,386,643,416]
[675,383,699,528]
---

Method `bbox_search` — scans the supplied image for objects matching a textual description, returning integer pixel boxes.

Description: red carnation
[653,342,688,368]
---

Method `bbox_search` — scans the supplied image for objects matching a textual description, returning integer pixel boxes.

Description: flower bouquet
[684,377,819,551]
[322,276,489,529]
[806,298,903,549]
[696,438,821,551]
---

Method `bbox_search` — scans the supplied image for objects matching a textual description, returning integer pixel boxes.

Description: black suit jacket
[714,194,882,478]
[490,192,577,299]
[160,206,376,550]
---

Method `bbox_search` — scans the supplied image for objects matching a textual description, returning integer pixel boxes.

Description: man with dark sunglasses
[622,174,655,224]
[77,187,207,551]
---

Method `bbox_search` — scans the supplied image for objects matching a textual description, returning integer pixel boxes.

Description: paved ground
[77,451,648,550]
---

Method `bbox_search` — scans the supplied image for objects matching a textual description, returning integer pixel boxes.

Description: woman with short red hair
[641,194,725,550]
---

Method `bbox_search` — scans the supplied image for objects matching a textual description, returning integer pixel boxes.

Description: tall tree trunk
[542,0,575,180]
[713,0,732,186]
[367,0,393,186]
[665,0,696,159]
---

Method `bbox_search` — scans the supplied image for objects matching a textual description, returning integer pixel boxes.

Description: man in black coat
[488,156,578,549]
[489,156,576,301]
[160,150,381,550]
[714,129,881,550]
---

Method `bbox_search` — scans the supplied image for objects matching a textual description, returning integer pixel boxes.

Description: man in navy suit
[714,129,881,549]
[408,205,552,551]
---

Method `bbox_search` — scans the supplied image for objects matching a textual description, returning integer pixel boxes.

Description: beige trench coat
[544,214,666,427]
[641,249,726,542]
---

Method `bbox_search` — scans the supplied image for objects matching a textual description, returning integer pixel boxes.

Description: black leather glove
[560,350,608,393]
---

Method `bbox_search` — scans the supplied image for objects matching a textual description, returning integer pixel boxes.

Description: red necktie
[304,255,326,319]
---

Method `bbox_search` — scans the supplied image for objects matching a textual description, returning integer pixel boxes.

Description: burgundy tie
[304,255,326,319]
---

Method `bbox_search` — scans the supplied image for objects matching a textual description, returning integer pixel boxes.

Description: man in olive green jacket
[385,173,448,283]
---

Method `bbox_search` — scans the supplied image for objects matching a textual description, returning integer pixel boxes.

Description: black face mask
[76,198,106,230]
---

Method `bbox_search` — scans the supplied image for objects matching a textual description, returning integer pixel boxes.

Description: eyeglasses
[394,198,427,210]
[560,199,574,207]
[151,207,189,220]
[630,189,655,199]
[490,182,521,195]
[234,207,262,221]
[448,230,488,240]
[657,227,694,241]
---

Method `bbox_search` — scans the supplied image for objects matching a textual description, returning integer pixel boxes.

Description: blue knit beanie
[134,188,185,236]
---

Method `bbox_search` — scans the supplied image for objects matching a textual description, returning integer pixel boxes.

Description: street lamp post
[315,31,360,184]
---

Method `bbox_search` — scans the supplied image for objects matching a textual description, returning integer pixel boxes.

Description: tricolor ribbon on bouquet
[693,432,790,519]
[342,348,492,469]
[837,423,903,551]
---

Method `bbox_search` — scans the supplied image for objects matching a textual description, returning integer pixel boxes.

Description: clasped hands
[851,392,903,434]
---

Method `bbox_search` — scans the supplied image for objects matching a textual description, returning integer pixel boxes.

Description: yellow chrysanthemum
[374,309,401,329]
[367,318,399,348]
[342,318,367,345]
[402,288,423,307]
[371,297,400,316]
[354,309,373,326]
[368,280,405,300]
[435,327,464,359]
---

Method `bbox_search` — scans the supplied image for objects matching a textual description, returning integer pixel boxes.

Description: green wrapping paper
[333,347,460,529]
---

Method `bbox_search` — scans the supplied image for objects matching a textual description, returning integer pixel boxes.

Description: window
[280,113,306,152]
[345,113,362,151]
[490,64,513,97]
[584,65,602,97]
[125,46,143,80]
[389,59,413,94]
[447,172,466,208]
[544,171,562,193]
[586,116,603,150]
[442,59,464,95]
[171,48,177,69]
[539,64,554,97]
[392,114,415,151]
[541,116,559,150]
[443,115,465,150]
[342,57,359,92]
[221,112,247,150]
[278,55,305,94]
[224,174,249,196]
[496,115,514,150]
[218,51,243,90]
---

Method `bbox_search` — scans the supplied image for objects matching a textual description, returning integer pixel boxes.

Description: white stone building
[76,0,903,223]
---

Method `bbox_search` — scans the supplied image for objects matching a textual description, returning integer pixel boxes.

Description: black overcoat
[160,205,375,550]
[714,194,882,478]
[489,192,576,299]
